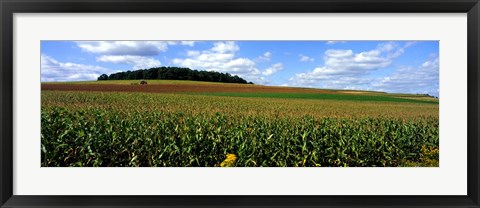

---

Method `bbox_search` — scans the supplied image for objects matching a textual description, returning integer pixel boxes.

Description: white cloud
[211,41,239,53]
[167,41,196,47]
[262,63,283,76]
[76,41,170,56]
[249,76,270,85]
[326,41,347,45]
[372,55,439,96]
[404,41,417,48]
[180,41,196,46]
[290,72,374,90]
[172,41,262,83]
[299,54,314,62]
[180,41,195,47]
[257,51,272,61]
[289,41,411,90]
[74,41,198,72]
[41,55,114,82]
[186,50,200,57]
[76,41,196,56]
[96,55,161,70]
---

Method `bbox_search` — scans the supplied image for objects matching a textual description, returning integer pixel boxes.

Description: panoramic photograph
[41,40,439,167]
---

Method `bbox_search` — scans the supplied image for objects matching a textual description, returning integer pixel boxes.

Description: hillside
[42,79,439,167]
[41,80,438,104]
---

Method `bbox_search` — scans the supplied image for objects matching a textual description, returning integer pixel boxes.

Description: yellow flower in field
[220,153,237,167]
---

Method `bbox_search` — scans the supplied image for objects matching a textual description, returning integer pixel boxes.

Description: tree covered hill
[98,67,253,84]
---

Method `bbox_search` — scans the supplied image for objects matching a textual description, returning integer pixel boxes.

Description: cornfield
[41,89,439,167]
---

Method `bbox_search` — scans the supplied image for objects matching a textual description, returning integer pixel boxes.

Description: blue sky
[41,40,439,96]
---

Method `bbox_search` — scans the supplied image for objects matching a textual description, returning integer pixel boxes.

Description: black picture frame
[1,0,479,207]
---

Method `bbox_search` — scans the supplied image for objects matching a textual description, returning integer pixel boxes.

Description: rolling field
[41,80,439,167]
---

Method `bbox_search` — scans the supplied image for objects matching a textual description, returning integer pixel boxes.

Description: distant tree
[103,66,251,84]
[144,68,158,79]
[97,74,109,80]
[135,70,144,79]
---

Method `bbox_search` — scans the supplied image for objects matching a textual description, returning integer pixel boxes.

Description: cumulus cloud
[372,55,439,96]
[41,55,114,82]
[172,41,263,83]
[42,41,196,82]
[96,55,161,70]
[289,41,412,90]
[74,41,196,72]
[262,63,283,76]
[299,54,314,62]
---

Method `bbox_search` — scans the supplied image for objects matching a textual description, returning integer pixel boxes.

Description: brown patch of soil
[340,91,368,94]
[41,83,337,94]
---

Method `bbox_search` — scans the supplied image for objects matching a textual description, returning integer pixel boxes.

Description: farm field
[41,80,439,167]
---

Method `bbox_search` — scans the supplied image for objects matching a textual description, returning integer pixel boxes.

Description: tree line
[97,67,253,84]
